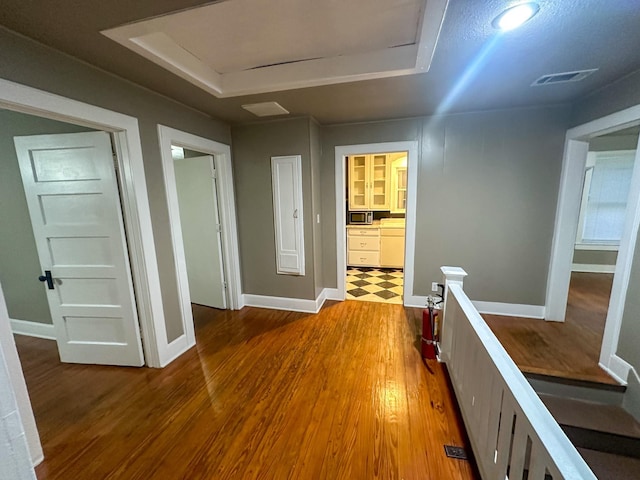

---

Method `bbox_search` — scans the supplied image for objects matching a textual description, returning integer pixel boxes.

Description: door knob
[38,270,54,290]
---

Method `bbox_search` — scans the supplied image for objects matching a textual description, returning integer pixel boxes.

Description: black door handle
[38,270,54,290]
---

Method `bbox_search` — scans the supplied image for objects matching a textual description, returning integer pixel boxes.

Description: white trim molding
[101,0,448,98]
[545,102,640,373]
[334,141,420,305]
[574,243,619,251]
[471,301,546,320]
[571,263,616,274]
[10,320,56,340]
[0,78,166,369]
[158,125,243,366]
[599,354,633,386]
[242,288,335,314]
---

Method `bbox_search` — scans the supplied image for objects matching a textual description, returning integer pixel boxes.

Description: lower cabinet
[347,227,405,268]
[347,228,380,267]
[380,228,405,268]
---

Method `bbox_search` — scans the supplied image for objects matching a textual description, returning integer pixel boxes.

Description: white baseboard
[404,294,428,308]
[10,319,56,340]
[600,354,633,385]
[472,301,545,319]
[241,292,322,314]
[324,288,343,301]
[571,263,616,273]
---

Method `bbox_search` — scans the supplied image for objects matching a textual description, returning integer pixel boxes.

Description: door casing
[546,103,640,385]
[158,125,243,363]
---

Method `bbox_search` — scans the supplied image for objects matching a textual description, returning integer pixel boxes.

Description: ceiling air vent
[531,69,598,86]
[241,101,289,117]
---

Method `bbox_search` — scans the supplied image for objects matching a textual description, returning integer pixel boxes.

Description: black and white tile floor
[346,267,404,304]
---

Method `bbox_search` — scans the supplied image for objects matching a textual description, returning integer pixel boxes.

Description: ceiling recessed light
[493,3,540,31]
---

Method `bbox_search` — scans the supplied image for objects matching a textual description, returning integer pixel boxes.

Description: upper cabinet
[390,155,407,213]
[348,154,391,211]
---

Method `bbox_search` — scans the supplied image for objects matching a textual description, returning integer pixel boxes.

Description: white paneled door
[174,156,226,309]
[14,132,144,366]
[271,155,305,276]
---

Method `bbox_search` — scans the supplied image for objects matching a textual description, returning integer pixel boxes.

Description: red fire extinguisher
[421,307,438,360]
[421,288,443,360]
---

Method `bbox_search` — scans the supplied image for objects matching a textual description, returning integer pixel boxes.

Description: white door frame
[158,126,242,358]
[546,103,640,383]
[0,78,169,367]
[335,141,420,305]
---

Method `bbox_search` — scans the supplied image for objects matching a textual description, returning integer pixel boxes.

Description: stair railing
[438,267,596,480]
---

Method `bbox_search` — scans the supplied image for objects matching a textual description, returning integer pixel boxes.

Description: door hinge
[216,224,222,233]
[223,281,227,289]
[211,168,217,179]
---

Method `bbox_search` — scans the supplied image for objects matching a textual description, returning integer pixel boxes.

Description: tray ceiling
[102,0,448,97]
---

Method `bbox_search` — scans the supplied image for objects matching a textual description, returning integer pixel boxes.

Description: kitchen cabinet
[347,227,380,267]
[347,223,405,268]
[348,154,391,211]
[380,228,405,268]
[390,156,407,214]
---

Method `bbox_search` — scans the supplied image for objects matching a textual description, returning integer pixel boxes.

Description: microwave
[349,211,373,225]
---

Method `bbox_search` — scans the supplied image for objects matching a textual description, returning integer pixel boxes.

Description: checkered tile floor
[346,267,404,304]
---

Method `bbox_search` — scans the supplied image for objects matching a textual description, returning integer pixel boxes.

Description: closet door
[271,155,305,275]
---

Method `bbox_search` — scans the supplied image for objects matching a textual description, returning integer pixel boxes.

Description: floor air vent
[532,69,598,86]
[444,445,468,460]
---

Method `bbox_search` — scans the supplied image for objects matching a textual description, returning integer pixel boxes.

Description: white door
[14,132,144,366]
[271,155,305,276]
[174,156,227,309]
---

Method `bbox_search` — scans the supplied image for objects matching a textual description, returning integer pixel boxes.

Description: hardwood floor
[485,272,617,385]
[16,301,478,480]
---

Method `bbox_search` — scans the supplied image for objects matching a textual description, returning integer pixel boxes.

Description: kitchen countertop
[346,218,405,229]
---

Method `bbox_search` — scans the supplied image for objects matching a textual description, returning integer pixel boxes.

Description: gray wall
[572,69,640,126]
[0,110,93,324]
[231,117,316,300]
[0,26,231,343]
[321,106,570,305]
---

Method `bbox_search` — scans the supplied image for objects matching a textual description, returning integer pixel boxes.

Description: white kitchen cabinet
[347,227,380,267]
[390,156,407,214]
[380,228,405,268]
[348,154,391,211]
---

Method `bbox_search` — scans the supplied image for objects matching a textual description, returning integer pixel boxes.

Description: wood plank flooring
[15,300,478,480]
[485,272,616,385]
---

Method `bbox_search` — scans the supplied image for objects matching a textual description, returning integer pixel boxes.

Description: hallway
[16,301,477,480]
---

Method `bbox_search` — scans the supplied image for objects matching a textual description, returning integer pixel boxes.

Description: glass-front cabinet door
[348,154,368,210]
[369,154,390,210]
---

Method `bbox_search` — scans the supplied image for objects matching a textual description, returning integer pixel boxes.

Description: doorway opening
[546,103,640,384]
[566,126,639,369]
[334,141,420,306]
[157,125,242,361]
[345,151,407,305]
[0,109,145,367]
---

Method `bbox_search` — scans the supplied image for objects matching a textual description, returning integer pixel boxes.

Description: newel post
[438,266,468,362]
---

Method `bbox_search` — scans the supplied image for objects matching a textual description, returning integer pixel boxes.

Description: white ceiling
[2,0,640,124]
[102,0,448,97]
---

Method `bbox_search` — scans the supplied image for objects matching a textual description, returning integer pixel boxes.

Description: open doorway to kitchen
[345,152,408,304]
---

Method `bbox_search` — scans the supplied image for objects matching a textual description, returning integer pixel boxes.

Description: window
[576,150,636,246]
